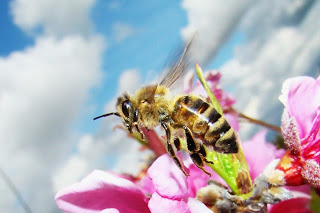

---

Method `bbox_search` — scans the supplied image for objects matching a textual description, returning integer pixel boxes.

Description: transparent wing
[159,37,194,88]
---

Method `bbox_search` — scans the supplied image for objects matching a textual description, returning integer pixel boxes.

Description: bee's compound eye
[122,100,132,117]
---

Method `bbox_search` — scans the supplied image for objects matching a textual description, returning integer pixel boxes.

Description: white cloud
[220,0,320,139]
[112,22,139,42]
[0,35,105,212]
[10,0,96,37]
[53,69,144,192]
[118,69,141,93]
[181,0,255,65]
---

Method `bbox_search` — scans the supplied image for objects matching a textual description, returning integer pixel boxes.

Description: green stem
[237,111,281,133]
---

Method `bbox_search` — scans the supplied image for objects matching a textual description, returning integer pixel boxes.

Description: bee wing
[159,37,194,88]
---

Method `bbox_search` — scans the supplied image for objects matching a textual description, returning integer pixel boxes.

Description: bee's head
[115,94,139,134]
[93,94,139,134]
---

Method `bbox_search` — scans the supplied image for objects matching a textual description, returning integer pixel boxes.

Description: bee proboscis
[94,40,238,176]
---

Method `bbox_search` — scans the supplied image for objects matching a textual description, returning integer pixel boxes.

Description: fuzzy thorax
[132,84,173,129]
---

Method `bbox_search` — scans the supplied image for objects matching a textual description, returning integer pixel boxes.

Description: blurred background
[1,0,320,212]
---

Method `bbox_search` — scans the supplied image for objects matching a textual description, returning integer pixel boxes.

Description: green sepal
[194,64,253,197]
[195,64,223,115]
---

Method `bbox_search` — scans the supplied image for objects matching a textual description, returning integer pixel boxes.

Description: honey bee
[94,40,238,176]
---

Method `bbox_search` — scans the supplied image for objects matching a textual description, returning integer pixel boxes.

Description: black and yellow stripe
[172,95,238,154]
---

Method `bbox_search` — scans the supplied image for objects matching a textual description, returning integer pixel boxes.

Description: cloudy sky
[1,0,319,212]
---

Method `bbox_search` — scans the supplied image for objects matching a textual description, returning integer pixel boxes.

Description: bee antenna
[93,112,120,120]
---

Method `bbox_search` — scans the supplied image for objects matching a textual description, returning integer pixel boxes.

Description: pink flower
[55,170,150,213]
[146,154,211,213]
[55,154,211,213]
[276,75,320,188]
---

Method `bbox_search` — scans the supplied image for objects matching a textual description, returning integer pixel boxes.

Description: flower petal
[279,76,320,139]
[148,192,190,213]
[224,113,240,132]
[100,209,120,213]
[243,130,285,179]
[140,175,156,195]
[301,111,320,162]
[147,154,188,199]
[184,70,235,109]
[187,198,212,213]
[187,164,209,198]
[269,198,312,213]
[183,71,195,94]
[55,170,150,213]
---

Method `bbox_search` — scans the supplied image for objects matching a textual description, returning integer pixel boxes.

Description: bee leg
[134,124,145,141]
[183,126,212,176]
[199,144,214,165]
[190,153,212,176]
[173,137,181,151]
[161,123,189,177]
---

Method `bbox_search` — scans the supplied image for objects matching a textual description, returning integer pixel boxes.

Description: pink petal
[183,71,195,94]
[269,198,312,213]
[183,70,235,109]
[205,71,221,83]
[147,154,188,199]
[284,185,312,205]
[187,164,209,198]
[187,198,212,213]
[100,209,120,213]
[184,155,227,191]
[285,185,311,196]
[243,130,285,179]
[279,76,320,139]
[224,113,240,132]
[301,111,320,162]
[55,170,150,213]
[140,175,156,195]
[148,192,190,213]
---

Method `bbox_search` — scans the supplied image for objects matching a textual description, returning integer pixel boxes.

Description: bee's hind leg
[183,126,212,176]
[161,123,189,177]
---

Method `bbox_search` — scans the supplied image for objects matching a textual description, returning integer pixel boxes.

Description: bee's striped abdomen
[172,95,238,154]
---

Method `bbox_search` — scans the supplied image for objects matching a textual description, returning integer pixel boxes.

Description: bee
[94,40,238,176]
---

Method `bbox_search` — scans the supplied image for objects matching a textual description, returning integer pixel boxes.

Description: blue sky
[1,0,320,212]
[0,0,33,55]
